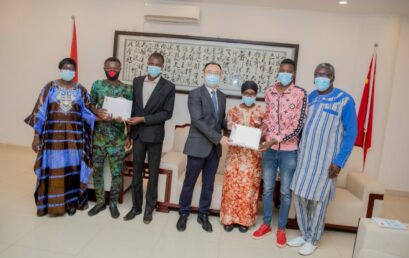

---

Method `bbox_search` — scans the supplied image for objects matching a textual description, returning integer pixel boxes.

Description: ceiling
[161,0,409,16]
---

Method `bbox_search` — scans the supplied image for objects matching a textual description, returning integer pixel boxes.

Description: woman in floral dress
[220,81,265,233]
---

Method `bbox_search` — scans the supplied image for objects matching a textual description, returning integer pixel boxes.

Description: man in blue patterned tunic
[288,63,358,256]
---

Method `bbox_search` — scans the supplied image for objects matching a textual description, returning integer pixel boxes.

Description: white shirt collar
[205,86,218,95]
[144,75,161,83]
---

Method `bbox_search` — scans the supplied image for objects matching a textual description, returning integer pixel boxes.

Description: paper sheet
[230,124,261,150]
[102,96,133,119]
[372,217,408,230]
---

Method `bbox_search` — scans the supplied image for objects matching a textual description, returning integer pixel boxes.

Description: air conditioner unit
[144,3,200,24]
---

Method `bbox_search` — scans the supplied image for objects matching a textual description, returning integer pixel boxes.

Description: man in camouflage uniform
[88,57,133,218]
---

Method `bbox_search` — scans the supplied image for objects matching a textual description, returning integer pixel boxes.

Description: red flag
[70,18,78,82]
[365,58,376,162]
[355,57,373,147]
[355,54,376,165]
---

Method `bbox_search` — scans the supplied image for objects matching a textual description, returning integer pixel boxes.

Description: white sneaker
[287,236,306,247]
[298,242,317,256]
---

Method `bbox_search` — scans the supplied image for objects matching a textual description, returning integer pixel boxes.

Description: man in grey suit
[176,63,230,233]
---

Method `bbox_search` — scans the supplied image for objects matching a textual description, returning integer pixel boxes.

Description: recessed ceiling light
[338,0,348,5]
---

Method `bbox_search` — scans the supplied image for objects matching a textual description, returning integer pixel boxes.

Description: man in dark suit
[124,52,175,224]
[176,63,230,233]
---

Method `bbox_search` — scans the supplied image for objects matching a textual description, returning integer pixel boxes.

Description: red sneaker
[276,228,287,247]
[252,224,272,240]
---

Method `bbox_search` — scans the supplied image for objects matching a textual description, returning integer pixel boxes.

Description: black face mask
[105,70,120,81]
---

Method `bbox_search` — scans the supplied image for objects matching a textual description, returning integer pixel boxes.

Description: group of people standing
[26,53,176,225]
[26,51,357,256]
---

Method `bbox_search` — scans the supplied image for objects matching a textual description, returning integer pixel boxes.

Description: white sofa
[288,148,385,231]
[353,218,409,258]
[157,126,385,231]
[156,124,228,213]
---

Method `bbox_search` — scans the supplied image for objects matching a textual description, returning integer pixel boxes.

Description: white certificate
[102,96,133,119]
[230,124,261,150]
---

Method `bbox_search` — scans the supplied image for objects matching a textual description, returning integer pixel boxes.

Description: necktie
[211,90,218,115]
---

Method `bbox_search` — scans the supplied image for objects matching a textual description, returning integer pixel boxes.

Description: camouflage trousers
[92,145,125,205]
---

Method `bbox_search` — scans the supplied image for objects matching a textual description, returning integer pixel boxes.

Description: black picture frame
[114,31,299,100]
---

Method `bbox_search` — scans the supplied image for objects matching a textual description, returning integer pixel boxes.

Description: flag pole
[362,130,366,172]
[70,15,78,82]
[362,132,367,172]
[361,43,378,173]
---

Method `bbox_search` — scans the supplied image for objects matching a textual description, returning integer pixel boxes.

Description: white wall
[378,17,409,192]
[0,0,406,190]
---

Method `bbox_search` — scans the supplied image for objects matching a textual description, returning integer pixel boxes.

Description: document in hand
[230,124,262,150]
[102,96,133,119]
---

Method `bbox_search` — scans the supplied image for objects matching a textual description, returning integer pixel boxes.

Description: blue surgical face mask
[147,65,162,78]
[205,74,220,88]
[242,95,256,107]
[277,72,293,86]
[314,77,331,92]
[60,69,75,81]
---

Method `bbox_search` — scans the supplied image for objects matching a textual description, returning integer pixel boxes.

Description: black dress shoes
[109,205,120,219]
[197,214,213,232]
[224,224,234,232]
[176,214,188,232]
[67,207,77,216]
[143,211,153,224]
[238,225,248,233]
[88,203,106,216]
[123,208,142,221]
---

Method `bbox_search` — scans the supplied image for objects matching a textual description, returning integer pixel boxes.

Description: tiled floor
[0,145,408,258]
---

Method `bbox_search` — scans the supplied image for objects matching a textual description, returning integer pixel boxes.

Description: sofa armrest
[347,172,385,200]
[347,172,385,217]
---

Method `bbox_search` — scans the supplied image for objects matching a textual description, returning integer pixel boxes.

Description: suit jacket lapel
[216,89,223,122]
[144,77,164,111]
[136,76,144,111]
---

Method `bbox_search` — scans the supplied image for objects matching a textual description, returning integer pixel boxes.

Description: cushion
[339,147,363,188]
[172,126,190,153]
[337,170,348,188]
[216,144,229,175]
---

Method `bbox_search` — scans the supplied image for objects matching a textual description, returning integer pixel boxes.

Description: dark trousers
[131,137,163,212]
[179,146,220,215]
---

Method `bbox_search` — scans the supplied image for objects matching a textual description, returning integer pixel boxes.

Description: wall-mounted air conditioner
[144,3,201,24]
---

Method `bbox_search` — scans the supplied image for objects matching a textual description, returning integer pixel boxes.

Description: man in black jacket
[124,52,175,224]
